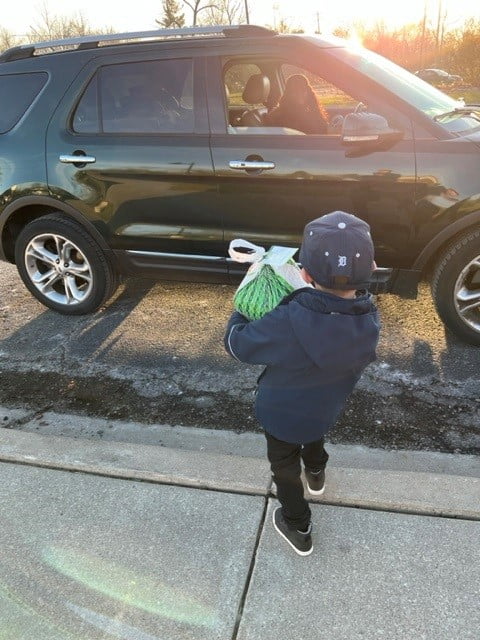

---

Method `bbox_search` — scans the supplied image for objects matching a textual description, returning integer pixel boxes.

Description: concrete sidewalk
[0,417,479,639]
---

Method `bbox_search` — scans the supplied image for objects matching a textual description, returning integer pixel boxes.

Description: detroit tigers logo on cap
[299,211,375,290]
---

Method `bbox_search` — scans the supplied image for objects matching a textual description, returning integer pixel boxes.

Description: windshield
[331,45,480,134]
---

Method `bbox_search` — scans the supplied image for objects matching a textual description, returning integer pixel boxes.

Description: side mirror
[341,111,404,147]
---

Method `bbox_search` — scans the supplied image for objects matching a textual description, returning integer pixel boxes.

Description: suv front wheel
[15,213,119,314]
[431,228,480,345]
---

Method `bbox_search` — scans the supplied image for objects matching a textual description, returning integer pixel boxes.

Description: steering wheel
[354,101,368,113]
[331,115,344,129]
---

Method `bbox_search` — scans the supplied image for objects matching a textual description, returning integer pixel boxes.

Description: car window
[72,74,99,133]
[225,60,357,136]
[329,46,479,134]
[282,64,357,111]
[72,58,194,134]
[281,64,357,134]
[0,72,48,134]
[224,63,262,108]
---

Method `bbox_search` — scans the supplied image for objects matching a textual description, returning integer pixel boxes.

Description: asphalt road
[0,262,478,453]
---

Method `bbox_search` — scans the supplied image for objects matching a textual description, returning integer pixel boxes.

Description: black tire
[431,228,480,345]
[15,213,119,315]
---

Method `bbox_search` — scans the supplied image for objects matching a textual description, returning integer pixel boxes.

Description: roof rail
[0,24,277,63]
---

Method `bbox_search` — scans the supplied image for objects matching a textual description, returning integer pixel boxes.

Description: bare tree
[435,1,449,60]
[28,2,108,41]
[273,15,304,34]
[439,18,480,85]
[181,0,219,26]
[420,0,428,67]
[336,15,480,86]
[0,27,17,52]
[332,26,350,39]
[201,0,245,25]
[157,0,186,28]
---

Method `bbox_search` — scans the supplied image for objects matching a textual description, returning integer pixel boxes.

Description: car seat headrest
[242,74,270,105]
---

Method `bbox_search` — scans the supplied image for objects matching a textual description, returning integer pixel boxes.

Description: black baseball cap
[299,211,375,290]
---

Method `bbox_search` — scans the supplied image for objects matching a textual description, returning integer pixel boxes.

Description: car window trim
[128,250,227,261]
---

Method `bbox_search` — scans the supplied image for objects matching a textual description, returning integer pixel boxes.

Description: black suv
[1,25,480,343]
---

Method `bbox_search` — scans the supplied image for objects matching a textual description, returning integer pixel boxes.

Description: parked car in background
[415,68,464,84]
[0,26,480,344]
[449,74,464,84]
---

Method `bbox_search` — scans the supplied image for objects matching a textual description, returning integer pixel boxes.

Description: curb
[1,427,479,520]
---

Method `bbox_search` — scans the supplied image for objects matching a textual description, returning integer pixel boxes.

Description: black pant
[265,432,329,531]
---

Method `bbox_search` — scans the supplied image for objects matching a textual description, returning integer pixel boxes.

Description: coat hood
[286,288,379,375]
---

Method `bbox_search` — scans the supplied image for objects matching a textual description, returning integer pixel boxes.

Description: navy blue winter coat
[224,287,380,444]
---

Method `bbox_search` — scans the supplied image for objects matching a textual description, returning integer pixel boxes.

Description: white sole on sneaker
[272,507,313,557]
[306,483,325,496]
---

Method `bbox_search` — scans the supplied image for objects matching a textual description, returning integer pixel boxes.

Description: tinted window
[73,58,194,134]
[0,72,47,133]
[72,74,99,133]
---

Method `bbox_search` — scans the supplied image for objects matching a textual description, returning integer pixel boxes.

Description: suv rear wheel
[15,213,119,314]
[431,229,480,345]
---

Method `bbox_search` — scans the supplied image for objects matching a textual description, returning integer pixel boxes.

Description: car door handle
[229,160,275,171]
[59,154,96,164]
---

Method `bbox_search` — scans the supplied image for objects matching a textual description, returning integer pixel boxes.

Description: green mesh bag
[233,263,295,320]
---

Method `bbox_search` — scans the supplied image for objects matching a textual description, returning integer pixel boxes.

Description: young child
[224,211,380,556]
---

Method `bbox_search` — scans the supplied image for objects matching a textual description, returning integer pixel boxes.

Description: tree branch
[197,3,219,11]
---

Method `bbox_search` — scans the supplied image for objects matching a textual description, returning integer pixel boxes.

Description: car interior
[223,58,357,135]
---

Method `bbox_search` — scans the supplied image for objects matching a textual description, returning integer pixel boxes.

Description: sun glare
[346,29,364,48]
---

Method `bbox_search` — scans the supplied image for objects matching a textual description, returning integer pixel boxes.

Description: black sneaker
[272,507,313,556]
[305,468,325,495]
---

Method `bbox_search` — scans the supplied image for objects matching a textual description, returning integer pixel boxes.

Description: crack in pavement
[0,364,478,454]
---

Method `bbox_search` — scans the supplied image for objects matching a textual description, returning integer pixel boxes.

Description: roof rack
[0,24,277,63]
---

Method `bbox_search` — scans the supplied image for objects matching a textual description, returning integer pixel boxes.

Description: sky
[1,0,479,37]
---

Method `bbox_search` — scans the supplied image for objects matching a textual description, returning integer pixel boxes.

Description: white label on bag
[262,246,298,267]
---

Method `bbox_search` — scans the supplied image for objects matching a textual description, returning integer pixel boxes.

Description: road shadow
[380,331,479,386]
[410,332,478,381]
[0,277,156,364]
[439,331,480,380]
[410,339,440,377]
[70,278,158,360]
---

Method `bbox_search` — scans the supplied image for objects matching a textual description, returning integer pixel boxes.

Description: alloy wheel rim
[25,233,93,305]
[453,254,480,333]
